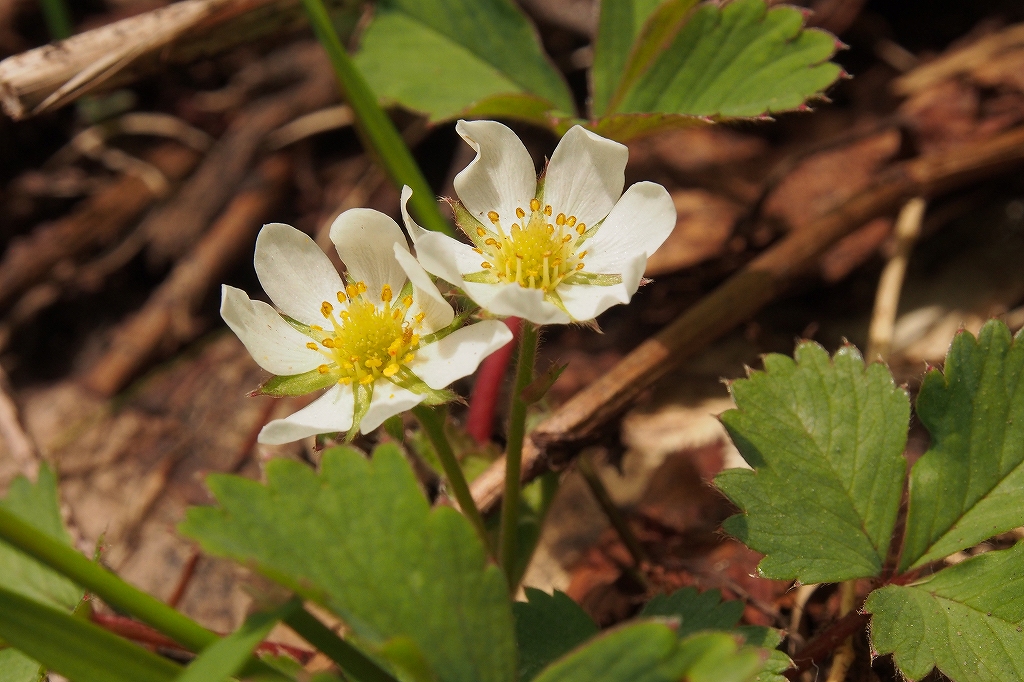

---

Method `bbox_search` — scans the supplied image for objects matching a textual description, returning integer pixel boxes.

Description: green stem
[299,0,453,237]
[284,608,399,682]
[498,322,539,589]
[411,405,490,553]
[0,506,280,679]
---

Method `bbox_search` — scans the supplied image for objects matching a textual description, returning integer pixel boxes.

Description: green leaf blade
[866,542,1024,682]
[175,606,293,682]
[513,589,597,682]
[180,444,516,682]
[591,0,668,117]
[901,320,1024,570]
[615,0,840,118]
[715,342,910,583]
[355,0,574,123]
[0,586,181,682]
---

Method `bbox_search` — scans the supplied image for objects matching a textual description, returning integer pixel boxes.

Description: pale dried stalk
[824,581,858,682]
[866,197,926,361]
[0,367,38,479]
[470,126,1024,514]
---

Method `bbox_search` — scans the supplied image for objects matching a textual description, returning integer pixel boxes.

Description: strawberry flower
[402,120,677,325]
[221,211,512,444]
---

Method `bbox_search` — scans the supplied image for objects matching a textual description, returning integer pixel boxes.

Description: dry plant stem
[576,453,647,567]
[788,584,820,656]
[499,321,539,589]
[82,154,292,396]
[0,143,200,310]
[824,581,858,682]
[0,366,38,479]
[0,0,349,118]
[866,197,926,361]
[789,611,871,679]
[469,124,1024,515]
[144,45,336,264]
[411,404,490,554]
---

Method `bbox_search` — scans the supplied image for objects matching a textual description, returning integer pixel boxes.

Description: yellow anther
[562,234,572,243]
[357,281,367,294]
[576,263,585,270]
[546,224,554,234]
[476,227,487,237]
[556,213,566,225]
[403,353,415,363]
[414,313,425,324]
[410,334,420,345]
[576,223,586,234]
[473,247,483,254]
[482,262,492,269]
[530,198,540,211]
[402,295,413,308]
[485,238,498,246]
[337,291,346,303]
[516,207,525,218]
[306,342,318,351]
[383,364,400,377]
[339,310,350,320]
[310,324,323,331]
[350,355,360,364]
[322,338,335,348]
[365,357,383,369]
[393,308,403,320]
[487,210,500,223]
[544,204,552,216]
[317,364,330,374]
[567,215,577,226]
[339,376,352,385]
[359,375,374,385]
[320,301,333,317]
[578,250,588,258]
[381,284,392,303]
[346,283,359,298]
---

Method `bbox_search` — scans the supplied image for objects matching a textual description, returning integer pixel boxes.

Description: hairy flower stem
[299,0,453,238]
[412,404,489,553]
[498,321,539,589]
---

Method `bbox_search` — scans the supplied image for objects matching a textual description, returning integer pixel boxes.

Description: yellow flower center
[473,198,589,291]
[304,281,423,386]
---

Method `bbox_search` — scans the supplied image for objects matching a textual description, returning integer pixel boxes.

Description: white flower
[220,211,513,444]
[400,120,677,325]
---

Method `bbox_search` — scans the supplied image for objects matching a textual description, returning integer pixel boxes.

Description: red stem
[786,610,870,678]
[91,611,314,664]
[466,317,521,444]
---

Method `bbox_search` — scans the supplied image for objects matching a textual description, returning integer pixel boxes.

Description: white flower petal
[220,285,324,375]
[583,182,677,274]
[557,251,646,321]
[454,120,537,225]
[412,321,514,390]
[392,245,454,334]
[543,125,628,229]
[258,384,354,445]
[462,281,570,325]
[330,208,410,298]
[361,384,424,433]
[254,223,346,326]
[401,186,466,285]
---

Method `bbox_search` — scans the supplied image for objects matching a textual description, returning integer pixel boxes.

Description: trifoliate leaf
[715,342,909,583]
[355,0,574,123]
[531,623,764,682]
[900,320,1024,570]
[613,0,841,119]
[865,542,1024,682]
[180,444,515,682]
[513,589,597,682]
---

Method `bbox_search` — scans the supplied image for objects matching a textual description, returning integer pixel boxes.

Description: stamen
[322,338,335,348]
[310,325,323,331]
[487,211,500,223]
[383,364,400,377]
[402,295,413,308]
[337,291,346,303]
[562,235,572,243]
[318,364,330,374]
[476,227,487,237]
[320,301,333,318]
[530,198,540,211]
[482,262,492,268]
[381,284,392,303]
[357,282,367,294]
[516,207,525,218]
[359,375,374,385]
[567,216,577,226]
[576,223,586,235]
[578,251,588,258]
[556,213,566,225]
[346,283,359,298]
[306,342,318,351]
[544,205,552,216]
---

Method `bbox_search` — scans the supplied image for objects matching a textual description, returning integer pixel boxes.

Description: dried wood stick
[81,154,292,397]
[0,143,200,310]
[469,125,1024,514]
[0,0,352,119]
[143,44,336,265]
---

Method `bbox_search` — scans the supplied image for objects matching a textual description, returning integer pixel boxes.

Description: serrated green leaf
[513,589,597,682]
[901,320,1024,571]
[735,628,789,682]
[586,112,707,143]
[175,604,295,682]
[591,0,679,117]
[715,342,909,583]
[532,623,764,682]
[180,444,515,682]
[354,0,574,123]
[865,542,1024,682]
[0,466,83,611]
[0,586,181,682]
[641,587,745,638]
[614,0,841,118]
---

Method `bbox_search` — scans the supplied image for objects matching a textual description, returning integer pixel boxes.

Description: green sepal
[573,218,603,249]
[421,308,473,346]
[390,367,460,406]
[463,271,499,284]
[448,199,492,248]
[399,280,414,301]
[561,272,623,286]
[346,382,374,442]
[520,363,568,405]
[254,369,338,397]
